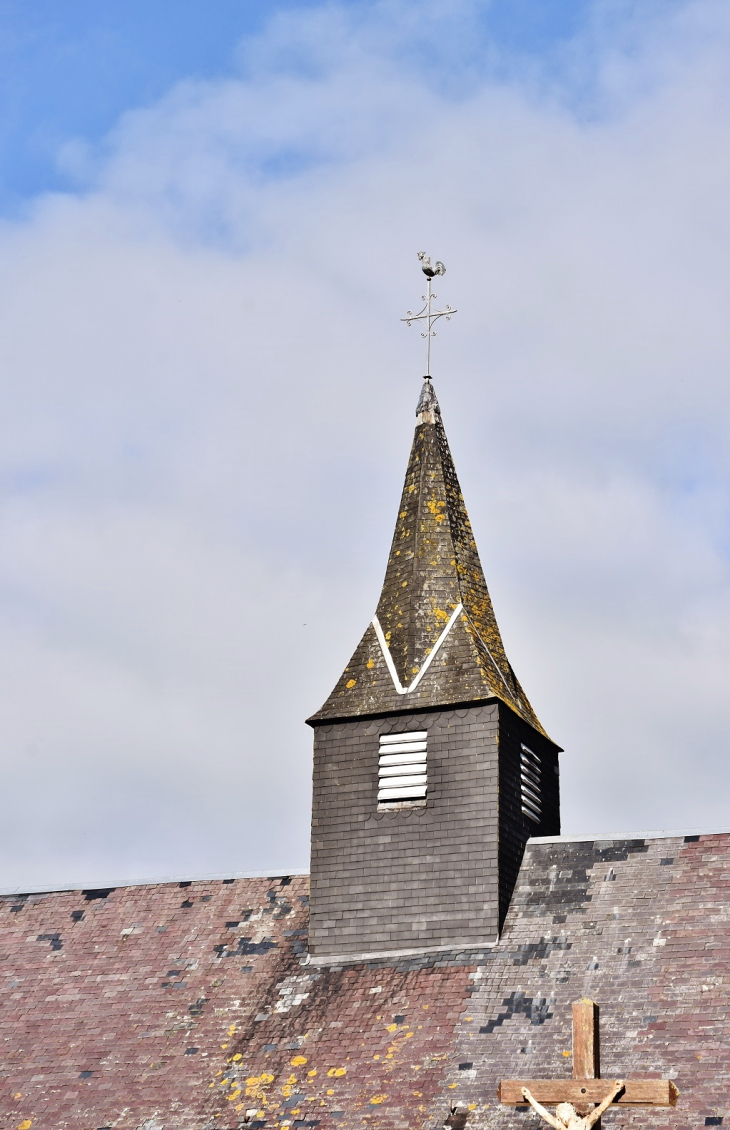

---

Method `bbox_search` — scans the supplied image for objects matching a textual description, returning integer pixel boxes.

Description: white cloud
[2,0,730,887]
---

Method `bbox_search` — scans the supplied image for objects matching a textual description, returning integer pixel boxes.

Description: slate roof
[1,831,727,1130]
[309,381,547,735]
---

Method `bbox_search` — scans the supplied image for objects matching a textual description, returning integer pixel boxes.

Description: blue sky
[0,0,600,208]
[1,0,730,889]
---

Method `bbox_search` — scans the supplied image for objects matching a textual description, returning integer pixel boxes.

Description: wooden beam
[572,999,599,1079]
[498,1080,679,1108]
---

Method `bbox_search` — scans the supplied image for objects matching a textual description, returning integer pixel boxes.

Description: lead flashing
[306,939,498,965]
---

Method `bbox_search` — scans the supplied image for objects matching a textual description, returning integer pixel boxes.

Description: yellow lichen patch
[401,581,408,587]
[449,1083,458,1089]
[245,1072,275,1102]
[370,1095,387,1105]
[228,1091,242,1102]
[469,1104,477,1111]
[14,1095,22,1101]
[18,1122,32,1130]
[433,607,448,622]
[232,1053,242,1062]
[327,1089,335,1096]
[220,1079,230,1087]
[327,1067,347,1077]
[562,1050,571,1057]
[366,659,374,669]
[307,1069,317,1078]
[291,1055,307,1066]
[426,500,446,523]
[385,1023,398,1033]
[346,679,356,689]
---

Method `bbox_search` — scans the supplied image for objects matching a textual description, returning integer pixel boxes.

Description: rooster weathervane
[401,252,457,379]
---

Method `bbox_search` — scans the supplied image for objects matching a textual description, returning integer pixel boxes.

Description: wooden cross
[498,999,679,1111]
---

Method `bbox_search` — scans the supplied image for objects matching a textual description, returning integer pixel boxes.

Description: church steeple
[310,379,547,736]
[306,258,560,962]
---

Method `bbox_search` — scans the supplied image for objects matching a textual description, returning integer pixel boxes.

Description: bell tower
[306,267,561,961]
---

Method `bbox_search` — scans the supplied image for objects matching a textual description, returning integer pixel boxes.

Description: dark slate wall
[429,832,730,1130]
[497,703,561,931]
[309,704,502,957]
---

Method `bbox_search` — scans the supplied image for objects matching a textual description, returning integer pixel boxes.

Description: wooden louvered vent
[520,743,542,823]
[377,731,428,807]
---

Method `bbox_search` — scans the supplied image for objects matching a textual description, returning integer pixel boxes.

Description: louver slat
[377,750,429,768]
[379,731,428,744]
[378,784,428,801]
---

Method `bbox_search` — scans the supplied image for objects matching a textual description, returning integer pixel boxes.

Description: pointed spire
[309,381,548,735]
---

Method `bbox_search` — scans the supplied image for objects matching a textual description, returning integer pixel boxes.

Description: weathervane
[401,251,457,379]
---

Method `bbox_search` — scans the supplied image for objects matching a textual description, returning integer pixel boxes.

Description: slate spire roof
[309,380,548,734]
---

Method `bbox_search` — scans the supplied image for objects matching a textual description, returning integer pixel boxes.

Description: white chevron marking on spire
[371,603,463,695]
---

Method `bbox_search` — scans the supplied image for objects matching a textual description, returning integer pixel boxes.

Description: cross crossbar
[498,999,679,1112]
[498,1080,679,1108]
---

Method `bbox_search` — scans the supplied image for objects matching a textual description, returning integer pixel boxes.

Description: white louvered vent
[520,743,542,824]
[378,731,428,806]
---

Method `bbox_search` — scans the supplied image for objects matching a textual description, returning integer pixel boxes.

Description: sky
[2,0,730,890]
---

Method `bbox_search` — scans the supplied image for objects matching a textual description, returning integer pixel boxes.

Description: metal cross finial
[401,252,458,379]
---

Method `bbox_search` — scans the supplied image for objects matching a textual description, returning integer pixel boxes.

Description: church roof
[309,380,549,736]
[1,829,726,1128]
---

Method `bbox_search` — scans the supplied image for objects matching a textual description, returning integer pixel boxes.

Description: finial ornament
[401,251,457,379]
